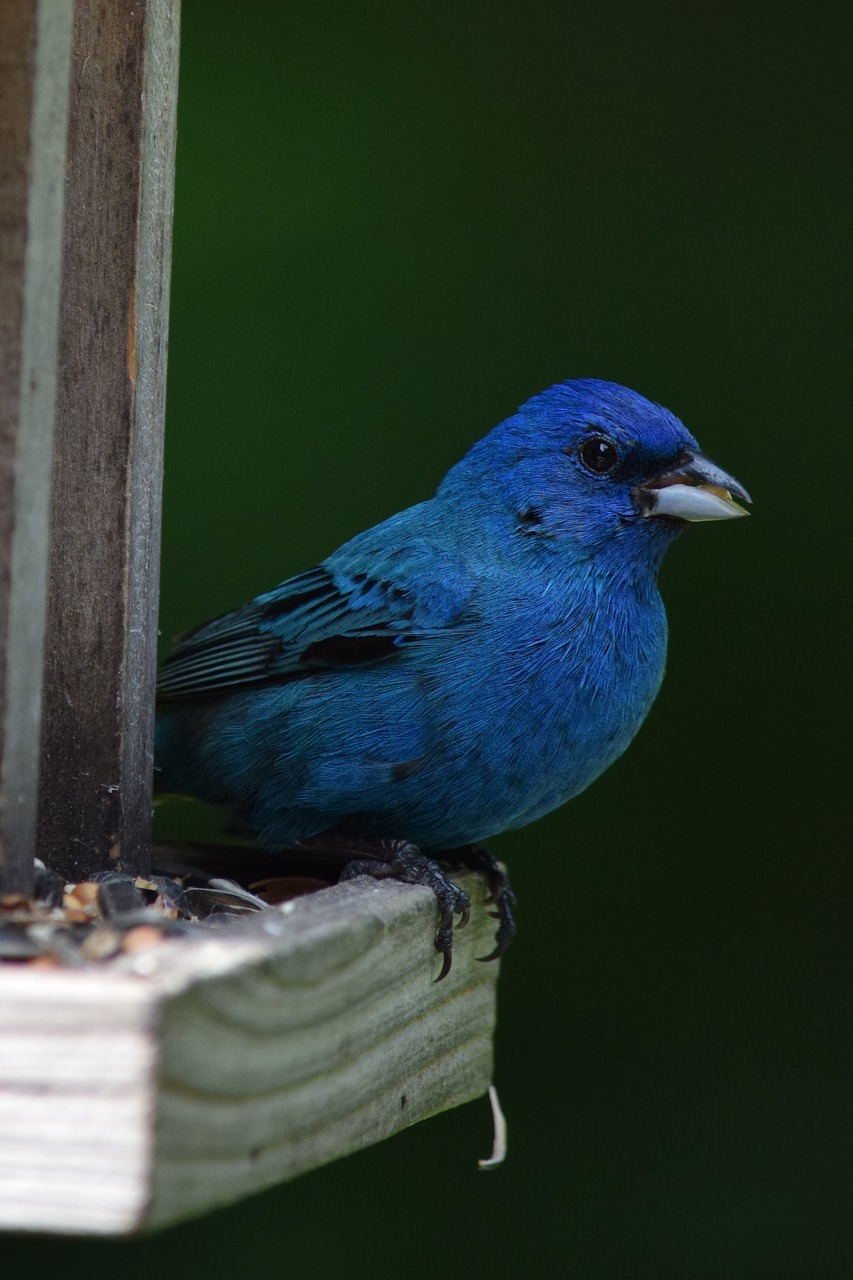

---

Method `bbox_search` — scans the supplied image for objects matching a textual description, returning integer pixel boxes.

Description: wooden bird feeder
[0,0,499,1235]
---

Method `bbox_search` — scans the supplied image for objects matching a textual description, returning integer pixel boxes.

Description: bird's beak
[635,451,752,522]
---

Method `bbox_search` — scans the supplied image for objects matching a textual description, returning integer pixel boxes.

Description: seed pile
[0,860,330,969]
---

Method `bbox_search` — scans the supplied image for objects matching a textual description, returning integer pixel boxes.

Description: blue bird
[155,379,750,976]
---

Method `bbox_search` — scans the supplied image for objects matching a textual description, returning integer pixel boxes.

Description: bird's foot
[291,833,512,978]
[448,845,516,962]
[337,839,470,981]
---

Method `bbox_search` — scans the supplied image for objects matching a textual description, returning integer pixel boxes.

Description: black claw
[434,914,456,980]
[448,844,517,962]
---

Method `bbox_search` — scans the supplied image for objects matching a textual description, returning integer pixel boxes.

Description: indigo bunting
[156,379,749,975]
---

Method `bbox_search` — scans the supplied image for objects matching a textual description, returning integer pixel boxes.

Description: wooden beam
[0,872,499,1235]
[0,0,73,897]
[37,0,180,882]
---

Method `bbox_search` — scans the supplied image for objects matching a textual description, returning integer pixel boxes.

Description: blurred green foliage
[12,0,852,1274]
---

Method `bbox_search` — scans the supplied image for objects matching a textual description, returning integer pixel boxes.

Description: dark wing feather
[156,565,455,702]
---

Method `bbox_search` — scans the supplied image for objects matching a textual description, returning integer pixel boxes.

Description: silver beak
[636,451,752,522]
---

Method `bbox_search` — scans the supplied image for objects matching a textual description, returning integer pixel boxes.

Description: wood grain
[0,0,73,895]
[0,872,499,1235]
[37,0,180,881]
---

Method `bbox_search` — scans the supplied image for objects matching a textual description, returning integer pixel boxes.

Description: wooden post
[36,0,180,882]
[0,0,73,897]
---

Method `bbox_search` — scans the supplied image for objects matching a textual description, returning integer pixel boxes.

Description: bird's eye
[578,436,619,474]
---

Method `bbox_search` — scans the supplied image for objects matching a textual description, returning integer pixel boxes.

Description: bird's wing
[156,555,475,702]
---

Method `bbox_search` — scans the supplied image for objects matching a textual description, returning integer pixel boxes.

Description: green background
[13,1,852,1275]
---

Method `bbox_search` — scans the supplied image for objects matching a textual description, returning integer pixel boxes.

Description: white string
[478,1083,507,1170]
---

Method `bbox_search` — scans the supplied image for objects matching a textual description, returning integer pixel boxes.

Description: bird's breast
[456,574,669,836]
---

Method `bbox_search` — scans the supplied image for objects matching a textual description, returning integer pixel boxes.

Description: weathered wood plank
[37,0,180,881]
[0,872,499,1235]
[0,1,73,896]
[0,973,156,1233]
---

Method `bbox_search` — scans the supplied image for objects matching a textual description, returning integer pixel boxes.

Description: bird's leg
[293,834,470,981]
[446,844,517,962]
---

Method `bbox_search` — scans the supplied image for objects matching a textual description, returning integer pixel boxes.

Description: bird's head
[439,378,750,564]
